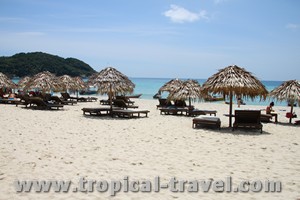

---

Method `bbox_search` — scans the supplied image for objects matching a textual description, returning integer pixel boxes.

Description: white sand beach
[0,99,299,200]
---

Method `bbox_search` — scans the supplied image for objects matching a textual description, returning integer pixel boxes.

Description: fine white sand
[0,98,299,200]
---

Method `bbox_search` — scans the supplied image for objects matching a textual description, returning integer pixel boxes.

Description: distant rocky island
[0,52,96,77]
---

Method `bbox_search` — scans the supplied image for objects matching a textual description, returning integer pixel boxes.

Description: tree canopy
[0,52,96,77]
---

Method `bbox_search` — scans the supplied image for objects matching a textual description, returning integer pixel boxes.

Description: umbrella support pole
[289,104,294,124]
[229,91,233,127]
[109,84,113,117]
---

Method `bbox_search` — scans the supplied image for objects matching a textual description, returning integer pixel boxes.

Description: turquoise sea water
[12,77,287,106]
[130,78,286,106]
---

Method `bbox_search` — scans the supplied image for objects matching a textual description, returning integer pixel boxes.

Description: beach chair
[174,100,187,107]
[188,109,217,117]
[113,99,138,109]
[28,97,64,110]
[192,116,221,130]
[82,107,111,116]
[50,96,77,105]
[100,99,111,105]
[233,110,263,133]
[159,107,188,115]
[156,98,173,109]
[15,94,31,107]
[61,92,88,102]
[112,109,150,118]
[39,93,52,101]
[116,96,135,105]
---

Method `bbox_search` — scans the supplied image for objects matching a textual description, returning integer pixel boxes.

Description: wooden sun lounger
[50,96,77,105]
[233,110,263,133]
[193,116,221,129]
[82,108,111,116]
[113,99,138,109]
[159,107,188,115]
[115,96,135,105]
[156,98,173,109]
[112,109,150,118]
[28,97,64,110]
[15,95,31,107]
[61,92,97,102]
[188,109,217,117]
[100,99,111,105]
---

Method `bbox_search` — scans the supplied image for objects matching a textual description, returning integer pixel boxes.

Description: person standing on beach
[266,102,278,123]
[237,95,244,107]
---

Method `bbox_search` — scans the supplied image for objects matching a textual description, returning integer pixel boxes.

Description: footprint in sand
[22,162,37,170]
[63,161,73,164]
[0,172,5,180]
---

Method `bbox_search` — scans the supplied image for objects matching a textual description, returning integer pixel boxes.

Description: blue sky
[0,0,299,81]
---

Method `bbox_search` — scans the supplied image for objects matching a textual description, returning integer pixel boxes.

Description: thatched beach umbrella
[158,78,184,93]
[90,67,135,111]
[269,80,300,123]
[168,79,202,107]
[73,76,86,91]
[24,71,60,93]
[0,72,16,89]
[202,65,268,127]
[57,75,85,98]
[18,76,31,89]
[57,75,79,91]
[72,76,88,97]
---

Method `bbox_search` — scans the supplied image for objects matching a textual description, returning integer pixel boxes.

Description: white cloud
[163,5,208,23]
[286,23,299,29]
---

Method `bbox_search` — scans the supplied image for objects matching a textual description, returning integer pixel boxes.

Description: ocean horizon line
[128,77,286,83]
[11,76,287,83]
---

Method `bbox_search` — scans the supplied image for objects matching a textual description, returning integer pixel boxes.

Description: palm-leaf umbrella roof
[57,75,77,91]
[269,80,300,102]
[24,71,60,92]
[202,65,268,127]
[269,80,300,123]
[57,75,86,91]
[168,79,202,100]
[91,67,135,95]
[0,72,16,89]
[202,65,268,99]
[89,67,135,113]
[158,78,184,93]
[73,76,87,90]
[18,76,31,89]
